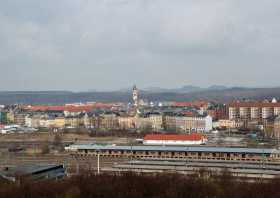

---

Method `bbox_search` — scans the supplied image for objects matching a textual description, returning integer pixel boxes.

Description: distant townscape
[2,85,280,185]
[1,85,280,139]
[2,0,280,196]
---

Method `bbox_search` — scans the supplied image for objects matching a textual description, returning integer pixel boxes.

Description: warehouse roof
[74,144,280,154]
[0,164,65,179]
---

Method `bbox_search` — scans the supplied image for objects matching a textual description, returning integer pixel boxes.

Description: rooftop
[0,164,65,179]
[228,101,280,108]
[73,144,280,154]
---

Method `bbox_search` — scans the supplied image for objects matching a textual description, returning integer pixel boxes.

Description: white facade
[229,107,239,120]
[239,107,250,119]
[174,115,212,132]
[25,116,32,128]
[205,115,213,132]
[143,139,207,146]
[262,107,273,119]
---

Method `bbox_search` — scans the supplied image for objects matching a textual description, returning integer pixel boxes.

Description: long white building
[143,134,208,146]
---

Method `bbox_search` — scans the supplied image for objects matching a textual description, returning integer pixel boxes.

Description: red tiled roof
[171,101,208,108]
[144,133,206,141]
[26,105,66,111]
[180,111,196,116]
[25,103,116,112]
[64,106,93,112]
[172,102,192,107]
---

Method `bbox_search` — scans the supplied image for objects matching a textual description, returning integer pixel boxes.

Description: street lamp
[96,149,101,175]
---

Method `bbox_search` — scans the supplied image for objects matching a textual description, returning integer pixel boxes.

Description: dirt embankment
[0,132,132,145]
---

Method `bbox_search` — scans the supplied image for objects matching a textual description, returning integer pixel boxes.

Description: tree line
[0,171,280,198]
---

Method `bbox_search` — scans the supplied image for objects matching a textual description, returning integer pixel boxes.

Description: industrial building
[0,164,66,182]
[67,144,280,162]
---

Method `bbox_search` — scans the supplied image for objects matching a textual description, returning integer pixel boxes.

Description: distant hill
[143,85,229,93]
[0,87,280,104]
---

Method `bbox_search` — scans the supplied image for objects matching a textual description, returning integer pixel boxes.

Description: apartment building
[228,101,280,120]
[228,107,239,120]
[219,119,245,129]
[54,117,66,128]
[118,116,135,130]
[207,108,227,120]
[274,116,280,138]
[98,114,119,129]
[135,117,152,131]
[148,114,163,131]
[164,115,212,132]
[163,115,176,131]
[14,113,26,126]
[65,116,83,128]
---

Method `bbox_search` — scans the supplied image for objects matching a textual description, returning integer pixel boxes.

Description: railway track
[2,151,280,178]
[111,159,280,179]
[123,160,280,171]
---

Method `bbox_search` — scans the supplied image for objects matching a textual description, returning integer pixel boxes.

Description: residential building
[65,116,83,128]
[118,116,135,130]
[14,113,26,126]
[228,101,280,121]
[0,111,7,124]
[54,117,66,128]
[165,115,212,132]
[148,114,163,131]
[6,110,15,123]
[274,116,280,139]
[219,119,245,129]
[228,107,239,120]
[99,114,119,129]
[207,107,227,120]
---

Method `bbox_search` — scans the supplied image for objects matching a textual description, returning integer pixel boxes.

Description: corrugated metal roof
[0,164,63,177]
[75,144,280,154]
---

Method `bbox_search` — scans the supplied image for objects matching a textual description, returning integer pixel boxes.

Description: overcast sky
[0,0,280,91]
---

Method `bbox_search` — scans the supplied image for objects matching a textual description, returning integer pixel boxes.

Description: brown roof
[25,103,115,112]
[171,101,208,108]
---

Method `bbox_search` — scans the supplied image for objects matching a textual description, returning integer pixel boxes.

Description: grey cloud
[0,0,280,91]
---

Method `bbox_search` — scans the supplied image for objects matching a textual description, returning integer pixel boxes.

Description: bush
[41,145,50,154]
[0,172,280,198]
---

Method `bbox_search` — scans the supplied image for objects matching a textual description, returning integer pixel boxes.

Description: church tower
[132,85,139,107]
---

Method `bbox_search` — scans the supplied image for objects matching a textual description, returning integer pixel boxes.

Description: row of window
[79,149,273,159]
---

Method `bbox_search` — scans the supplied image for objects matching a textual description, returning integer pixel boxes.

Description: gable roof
[144,133,206,141]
